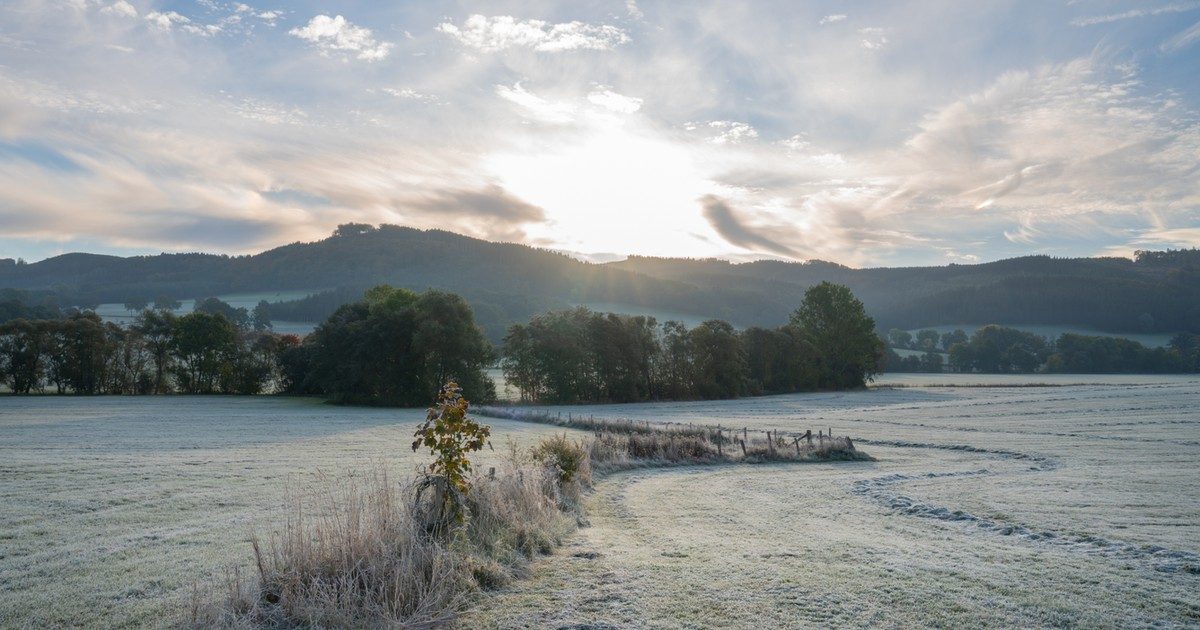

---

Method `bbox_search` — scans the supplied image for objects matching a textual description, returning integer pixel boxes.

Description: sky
[0,1,1198,267]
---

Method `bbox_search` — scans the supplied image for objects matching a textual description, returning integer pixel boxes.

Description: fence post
[793,437,800,456]
[806,429,812,445]
[717,429,723,457]
[743,427,748,441]
[739,439,747,457]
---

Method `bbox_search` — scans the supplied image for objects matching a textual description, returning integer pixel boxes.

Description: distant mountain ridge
[2,225,1197,341]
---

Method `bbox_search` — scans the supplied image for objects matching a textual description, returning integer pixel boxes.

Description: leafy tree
[251,300,273,332]
[412,381,491,524]
[194,297,249,329]
[915,329,940,351]
[940,329,968,351]
[789,282,883,388]
[134,309,177,393]
[123,298,149,314]
[688,320,746,399]
[172,312,239,393]
[888,328,913,349]
[153,296,182,311]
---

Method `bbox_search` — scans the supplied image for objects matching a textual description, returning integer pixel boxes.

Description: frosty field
[0,397,577,628]
[463,375,1200,628]
[2,377,1199,628]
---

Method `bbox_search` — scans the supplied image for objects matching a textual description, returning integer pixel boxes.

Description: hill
[2,225,1197,341]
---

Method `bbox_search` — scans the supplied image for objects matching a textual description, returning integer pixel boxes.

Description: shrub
[531,433,591,486]
[411,381,491,524]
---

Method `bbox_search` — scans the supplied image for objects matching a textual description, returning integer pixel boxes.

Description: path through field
[462,377,1200,628]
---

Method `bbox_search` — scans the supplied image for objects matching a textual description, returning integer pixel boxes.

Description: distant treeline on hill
[2,225,1198,342]
[880,324,1200,374]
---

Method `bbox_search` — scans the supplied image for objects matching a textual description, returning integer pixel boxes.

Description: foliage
[531,434,590,485]
[412,382,492,523]
[290,286,496,405]
[789,281,884,388]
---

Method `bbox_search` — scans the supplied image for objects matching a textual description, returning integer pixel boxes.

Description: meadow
[2,376,1198,627]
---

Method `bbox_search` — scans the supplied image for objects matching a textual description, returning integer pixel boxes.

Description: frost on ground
[461,376,1200,628]
[0,396,579,628]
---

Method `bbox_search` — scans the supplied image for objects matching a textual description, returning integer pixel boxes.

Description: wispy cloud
[819,14,847,25]
[1071,2,1200,26]
[436,15,629,52]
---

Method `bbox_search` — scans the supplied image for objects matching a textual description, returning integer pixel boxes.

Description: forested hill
[1,224,1197,339]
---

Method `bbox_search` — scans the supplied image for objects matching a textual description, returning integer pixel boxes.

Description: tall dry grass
[189,463,576,628]
[190,421,868,627]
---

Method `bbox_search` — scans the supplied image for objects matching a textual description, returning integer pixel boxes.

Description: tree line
[500,282,883,403]
[881,324,1200,374]
[0,309,286,395]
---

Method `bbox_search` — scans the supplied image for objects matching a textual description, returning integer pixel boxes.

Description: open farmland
[2,377,1198,628]
[0,397,581,628]
[462,376,1200,627]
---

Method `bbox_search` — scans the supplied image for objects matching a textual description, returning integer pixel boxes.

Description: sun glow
[484,117,726,257]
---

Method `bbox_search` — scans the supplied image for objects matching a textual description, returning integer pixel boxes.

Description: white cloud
[819,14,847,25]
[100,1,136,18]
[859,27,889,50]
[1071,2,1200,26]
[495,83,575,123]
[626,0,644,20]
[383,87,437,102]
[436,15,629,52]
[256,10,282,27]
[705,120,758,144]
[1160,19,1200,52]
[144,11,189,31]
[587,88,642,113]
[289,15,393,62]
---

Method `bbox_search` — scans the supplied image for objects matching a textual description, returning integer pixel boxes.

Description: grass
[191,410,868,627]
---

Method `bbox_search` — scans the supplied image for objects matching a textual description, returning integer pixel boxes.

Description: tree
[251,300,272,332]
[915,329,940,351]
[789,282,883,388]
[134,309,177,393]
[412,381,491,524]
[123,298,149,314]
[153,295,182,311]
[688,320,745,399]
[194,297,249,330]
[172,312,238,393]
[888,328,913,349]
[940,329,968,351]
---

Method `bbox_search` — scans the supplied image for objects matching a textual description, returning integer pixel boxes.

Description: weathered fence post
[740,439,747,457]
[793,437,800,456]
[806,429,813,445]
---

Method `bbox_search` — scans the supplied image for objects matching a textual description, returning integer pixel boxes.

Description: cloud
[1071,2,1200,26]
[413,185,546,241]
[495,83,575,123]
[436,15,629,52]
[699,195,800,257]
[1160,19,1200,52]
[100,1,136,18]
[144,10,221,36]
[289,15,393,61]
[587,88,642,113]
[383,87,437,103]
[858,27,889,50]
[703,120,758,144]
[626,0,644,20]
[819,14,847,25]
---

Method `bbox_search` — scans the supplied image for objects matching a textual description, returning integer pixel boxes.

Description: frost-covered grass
[0,396,581,628]
[462,376,1200,627]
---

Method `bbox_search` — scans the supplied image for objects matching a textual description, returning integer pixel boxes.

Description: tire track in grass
[851,439,1200,575]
